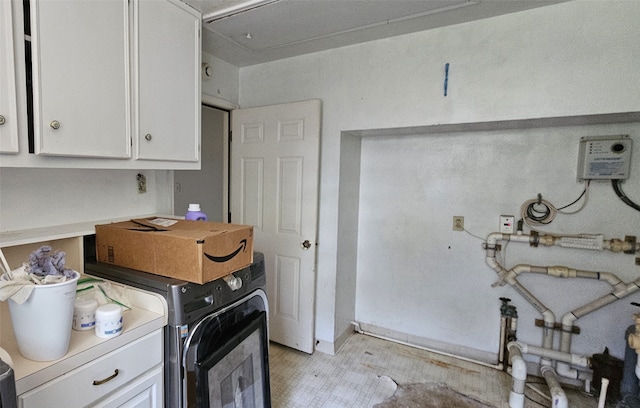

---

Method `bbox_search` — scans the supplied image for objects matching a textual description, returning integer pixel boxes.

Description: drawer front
[93,364,163,408]
[19,329,162,408]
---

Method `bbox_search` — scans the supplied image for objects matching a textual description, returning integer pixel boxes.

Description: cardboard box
[95,218,253,284]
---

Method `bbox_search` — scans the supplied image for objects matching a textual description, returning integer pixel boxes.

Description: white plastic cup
[5,271,79,361]
[73,298,98,331]
[95,304,123,339]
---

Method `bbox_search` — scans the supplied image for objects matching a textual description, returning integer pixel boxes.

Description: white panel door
[231,100,321,353]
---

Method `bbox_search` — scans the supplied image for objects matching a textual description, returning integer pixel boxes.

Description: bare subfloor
[269,333,599,408]
[374,382,493,407]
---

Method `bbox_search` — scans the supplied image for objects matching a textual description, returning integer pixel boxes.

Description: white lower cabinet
[92,365,163,408]
[18,329,163,408]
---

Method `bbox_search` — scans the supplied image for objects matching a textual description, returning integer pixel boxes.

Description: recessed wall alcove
[331,112,640,362]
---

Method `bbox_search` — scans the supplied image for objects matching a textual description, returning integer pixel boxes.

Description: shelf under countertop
[0,276,168,395]
[0,214,179,248]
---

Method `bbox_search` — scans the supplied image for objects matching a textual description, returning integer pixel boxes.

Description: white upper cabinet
[134,0,201,163]
[1,0,201,169]
[0,0,19,153]
[30,0,131,158]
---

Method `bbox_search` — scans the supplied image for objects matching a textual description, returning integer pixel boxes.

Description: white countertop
[0,276,168,395]
[0,214,177,248]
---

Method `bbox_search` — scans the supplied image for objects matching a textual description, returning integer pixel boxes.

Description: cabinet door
[30,0,131,158]
[135,0,200,162]
[93,365,163,408]
[18,330,162,407]
[0,0,19,153]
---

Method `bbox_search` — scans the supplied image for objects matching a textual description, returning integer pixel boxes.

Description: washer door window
[184,293,270,408]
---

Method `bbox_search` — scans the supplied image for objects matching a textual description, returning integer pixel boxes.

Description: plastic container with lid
[73,297,98,331]
[95,304,123,339]
[185,203,208,221]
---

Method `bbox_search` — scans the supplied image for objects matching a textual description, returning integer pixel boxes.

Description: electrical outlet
[453,216,464,231]
[137,173,146,194]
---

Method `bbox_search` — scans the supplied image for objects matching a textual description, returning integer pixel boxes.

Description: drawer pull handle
[93,369,119,386]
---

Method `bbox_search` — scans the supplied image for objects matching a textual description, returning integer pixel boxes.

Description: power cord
[462,228,486,241]
[521,182,590,227]
[612,179,640,212]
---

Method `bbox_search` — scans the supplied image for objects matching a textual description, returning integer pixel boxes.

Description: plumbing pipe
[486,232,640,389]
[486,257,509,286]
[508,341,590,368]
[572,279,640,321]
[508,340,592,385]
[351,322,503,370]
[486,232,639,254]
[504,262,630,371]
[541,365,569,408]
[597,378,609,408]
[491,266,557,364]
[556,279,640,378]
[499,316,507,369]
[604,238,637,253]
[485,258,557,365]
[508,264,625,289]
[508,343,527,408]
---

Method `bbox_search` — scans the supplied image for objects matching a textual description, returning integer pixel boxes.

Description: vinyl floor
[268,333,600,408]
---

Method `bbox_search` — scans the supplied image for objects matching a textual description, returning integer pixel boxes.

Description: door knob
[301,240,311,250]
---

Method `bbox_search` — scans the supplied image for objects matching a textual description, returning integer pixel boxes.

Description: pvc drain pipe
[507,343,527,408]
[541,365,568,408]
[597,378,609,408]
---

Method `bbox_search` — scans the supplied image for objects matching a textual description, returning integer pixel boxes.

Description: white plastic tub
[4,271,79,361]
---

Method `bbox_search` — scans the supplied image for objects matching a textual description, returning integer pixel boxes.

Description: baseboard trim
[355,322,500,369]
[315,326,355,356]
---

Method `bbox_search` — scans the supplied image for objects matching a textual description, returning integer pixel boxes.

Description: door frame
[201,93,237,223]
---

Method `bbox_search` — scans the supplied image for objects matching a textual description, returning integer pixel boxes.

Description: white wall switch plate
[500,215,515,234]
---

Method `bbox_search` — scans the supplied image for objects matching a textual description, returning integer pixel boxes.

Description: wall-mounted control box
[500,215,515,234]
[577,135,632,181]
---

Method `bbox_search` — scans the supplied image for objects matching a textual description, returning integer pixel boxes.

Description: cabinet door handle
[144,133,152,141]
[50,120,61,130]
[93,369,119,386]
[0,115,5,125]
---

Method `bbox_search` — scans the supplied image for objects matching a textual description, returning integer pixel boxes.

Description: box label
[204,239,249,263]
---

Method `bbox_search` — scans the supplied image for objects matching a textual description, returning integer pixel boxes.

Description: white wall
[237,0,640,359]
[201,51,239,106]
[0,168,173,232]
[357,123,640,362]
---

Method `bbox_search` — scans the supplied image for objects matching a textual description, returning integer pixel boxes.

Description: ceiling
[181,0,565,67]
